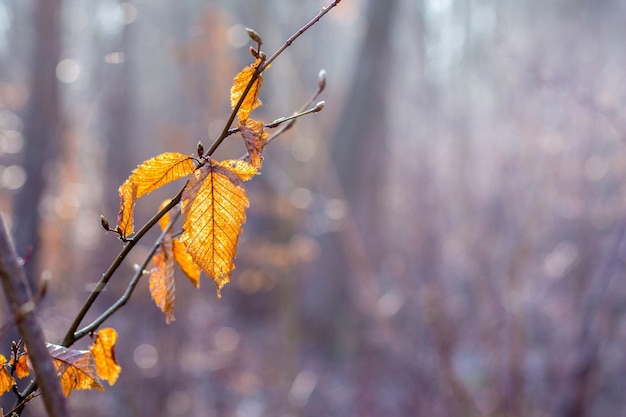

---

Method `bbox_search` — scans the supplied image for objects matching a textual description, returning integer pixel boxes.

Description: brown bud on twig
[313,101,325,112]
[245,28,263,46]
[37,272,49,302]
[318,69,327,91]
[197,141,205,158]
[250,46,260,59]
[100,215,111,232]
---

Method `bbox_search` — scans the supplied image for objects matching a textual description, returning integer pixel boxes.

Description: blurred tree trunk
[103,20,134,218]
[331,0,396,212]
[300,0,398,356]
[12,0,62,286]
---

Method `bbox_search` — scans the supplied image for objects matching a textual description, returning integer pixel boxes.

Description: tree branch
[0,216,69,417]
[74,210,182,339]
[206,0,339,156]
[61,187,185,347]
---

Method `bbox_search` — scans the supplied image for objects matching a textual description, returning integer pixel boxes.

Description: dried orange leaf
[46,343,104,396]
[230,58,263,121]
[218,160,258,181]
[117,181,137,238]
[0,354,16,395]
[237,119,269,169]
[150,234,176,323]
[181,160,249,295]
[173,239,200,288]
[15,354,29,379]
[89,328,121,386]
[117,152,196,237]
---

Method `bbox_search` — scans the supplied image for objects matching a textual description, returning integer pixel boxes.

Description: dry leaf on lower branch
[89,328,121,386]
[46,343,104,396]
[150,234,176,324]
[0,354,16,395]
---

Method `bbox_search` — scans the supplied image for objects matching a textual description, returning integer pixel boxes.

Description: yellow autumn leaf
[180,160,249,295]
[238,119,269,169]
[46,343,104,396]
[150,234,176,323]
[155,199,201,288]
[117,181,137,238]
[230,58,264,121]
[117,152,196,238]
[173,239,200,288]
[157,199,173,231]
[218,159,258,181]
[0,354,16,395]
[15,354,29,379]
[89,328,121,386]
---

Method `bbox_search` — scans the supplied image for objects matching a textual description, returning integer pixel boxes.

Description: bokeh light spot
[324,198,346,220]
[119,3,137,25]
[1,164,26,190]
[0,130,23,154]
[227,24,249,48]
[214,326,240,352]
[290,187,312,209]
[104,52,125,64]
[56,59,81,84]
[133,343,158,369]
[291,136,316,161]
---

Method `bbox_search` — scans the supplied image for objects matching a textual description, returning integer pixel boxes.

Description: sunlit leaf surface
[181,160,249,296]
[230,58,264,121]
[173,239,201,288]
[89,328,121,386]
[46,343,104,396]
[117,152,195,237]
[150,234,176,324]
[0,354,16,395]
[238,119,269,169]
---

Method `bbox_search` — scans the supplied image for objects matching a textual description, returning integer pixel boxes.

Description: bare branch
[61,185,187,347]
[74,210,182,339]
[0,216,69,417]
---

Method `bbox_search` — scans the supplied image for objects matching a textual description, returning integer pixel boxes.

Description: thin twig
[206,0,339,156]
[60,191,184,347]
[264,73,326,146]
[17,201,186,404]
[262,1,341,70]
[0,218,69,417]
[9,2,341,413]
[5,392,41,417]
[206,54,266,157]
[226,99,325,139]
[74,210,182,339]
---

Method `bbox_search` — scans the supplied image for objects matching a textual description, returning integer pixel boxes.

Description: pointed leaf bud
[313,101,325,112]
[197,141,204,158]
[318,69,327,91]
[100,215,111,231]
[245,28,263,46]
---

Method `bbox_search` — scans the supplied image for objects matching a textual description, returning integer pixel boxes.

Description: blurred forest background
[2,0,626,416]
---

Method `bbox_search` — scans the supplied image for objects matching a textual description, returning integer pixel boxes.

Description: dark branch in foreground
[0,217,69,417]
